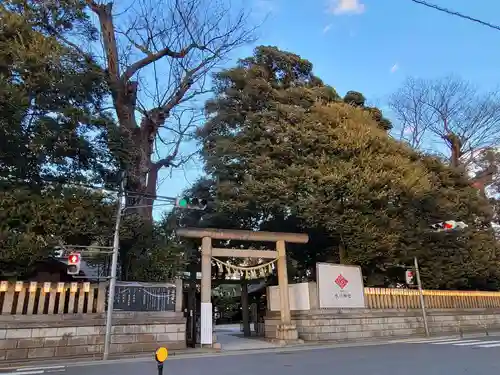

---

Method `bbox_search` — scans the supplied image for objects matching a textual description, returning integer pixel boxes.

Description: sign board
[113,282,176,312]
[316,263,365,308]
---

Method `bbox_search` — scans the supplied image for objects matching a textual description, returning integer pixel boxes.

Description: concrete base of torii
[270,324,304,346]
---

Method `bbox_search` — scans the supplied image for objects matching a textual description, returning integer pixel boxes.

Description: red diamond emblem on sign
[335,274,349,289]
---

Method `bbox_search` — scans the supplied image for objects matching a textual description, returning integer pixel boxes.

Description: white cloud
[403,125,415,135]
[323,24,332,33]
[390,63,399,73]
[328,0,365,15]
[252,0,278,18]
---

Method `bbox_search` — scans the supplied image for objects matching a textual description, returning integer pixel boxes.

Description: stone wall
[0,312,186,361]
[265,308,500,341]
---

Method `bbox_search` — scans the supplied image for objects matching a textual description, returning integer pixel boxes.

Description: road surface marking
[452,340,484,346]
[16,367,65,372]
[432,339,480,345]
[1,366,66,375]
[477,342,500,348]
[409,338,462,344]
[454,340,500,346]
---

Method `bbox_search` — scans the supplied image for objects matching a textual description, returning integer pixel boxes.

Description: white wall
[267,282,312,311]
[266,263,367,312]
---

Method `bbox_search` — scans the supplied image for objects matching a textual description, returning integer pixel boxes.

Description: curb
[0,339,404,371]
[0,349,214,371]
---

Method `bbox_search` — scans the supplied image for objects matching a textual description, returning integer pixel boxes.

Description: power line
[3,177,178,203]
[410,0,500,32]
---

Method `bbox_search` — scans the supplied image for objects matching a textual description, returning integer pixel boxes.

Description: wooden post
[174,278,183,313]
[200,237,213,346]
[276,240,291,325]
[201,237,212,304]
[241,275,251,337]
[274,240,300,343]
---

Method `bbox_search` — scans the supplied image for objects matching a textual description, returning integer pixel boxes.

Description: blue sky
[153,0,500,219]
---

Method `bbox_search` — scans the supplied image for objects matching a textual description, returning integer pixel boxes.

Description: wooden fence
[3,282,500,315]
[365,288,500,309]
[0,281,106,315]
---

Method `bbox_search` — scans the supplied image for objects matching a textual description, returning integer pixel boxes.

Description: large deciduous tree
[196,46,500,289]
[388,76,500,196]
[10,0,255,221]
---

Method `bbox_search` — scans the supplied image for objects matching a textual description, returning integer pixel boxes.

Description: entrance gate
[177,228,309,346]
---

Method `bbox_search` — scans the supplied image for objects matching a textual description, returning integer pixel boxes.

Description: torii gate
[176,228,309,346]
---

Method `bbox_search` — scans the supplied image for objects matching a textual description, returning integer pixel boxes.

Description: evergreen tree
[197,46,500,289]
[0,4,116,277]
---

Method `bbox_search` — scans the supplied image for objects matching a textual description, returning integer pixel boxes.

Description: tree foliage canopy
[0,3,185,281]
[0,4,115,187]
[0,4,118,277]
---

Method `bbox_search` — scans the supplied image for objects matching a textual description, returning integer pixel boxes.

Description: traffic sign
[155,347,168,362]
[175,197,207,210]
[67,252,81,275]
[405,270,415,285]
[155,347,168,375]
[431,220,468,232]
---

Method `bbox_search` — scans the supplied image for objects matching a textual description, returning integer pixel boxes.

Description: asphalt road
[7,336,500,375]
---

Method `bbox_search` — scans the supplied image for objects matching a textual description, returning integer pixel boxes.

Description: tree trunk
[241,277,251,337]
[471,164,497,198]
[444,132,462,168]
[339,242,348,264]
[123,113,162,221]
[91,3,173,222]
[88,0,227,222]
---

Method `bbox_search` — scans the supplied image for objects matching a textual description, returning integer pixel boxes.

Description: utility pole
[414,256,429,337]
[101,191,203,359]
[103,179,124,360]
[412,219,469,338]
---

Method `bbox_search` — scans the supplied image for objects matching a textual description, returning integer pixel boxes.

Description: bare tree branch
[80,0,256,220]
[389,75,500,167]
[389,75,500,196]
[122,43,197,82]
